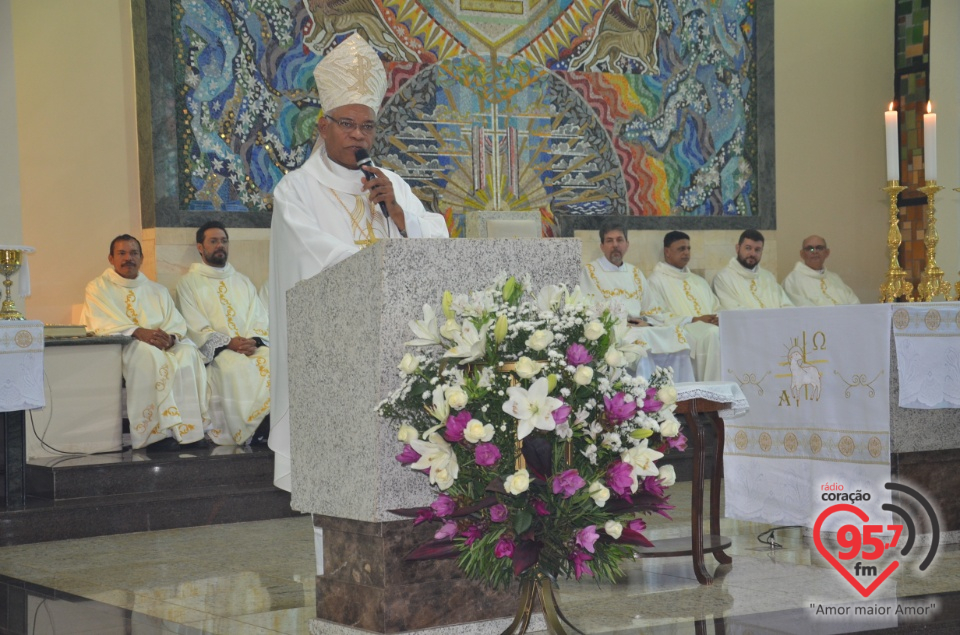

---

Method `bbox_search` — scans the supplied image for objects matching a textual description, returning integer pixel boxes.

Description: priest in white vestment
[82,235,209,451]
[176,221,271,446]
[578,220,694,381]
[713,229,793,311]
[268,35,449,490]
[783,235,860,306]
[647,231,722,382]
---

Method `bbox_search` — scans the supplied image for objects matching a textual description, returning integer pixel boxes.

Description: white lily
[613,320,647,363]
[536,284,565,312]
[406,304,442,346]
[444,320,489,363]
[502,376,563,439]
[620,439,663,477]
[409,433,459,490]
[426,384,450,422]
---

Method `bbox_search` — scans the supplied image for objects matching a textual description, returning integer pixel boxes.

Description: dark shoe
[146,437,180,453]
[179,438,210,450]
[250,416,270,446]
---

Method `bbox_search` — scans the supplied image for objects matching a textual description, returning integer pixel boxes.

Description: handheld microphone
[355,148,389,218]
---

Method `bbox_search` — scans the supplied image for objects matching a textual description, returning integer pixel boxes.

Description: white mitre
[313,33,387,113]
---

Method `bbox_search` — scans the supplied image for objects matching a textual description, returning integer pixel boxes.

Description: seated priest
[647,231,722,381]
[82,235,209,452]
[268,34,449,490]
[712,229,794,311]
[176,221,271,447]
[782,235,860,306]
[579,219,695,382]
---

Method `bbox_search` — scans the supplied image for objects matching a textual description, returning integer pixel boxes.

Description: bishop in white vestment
[647,232,722,381]
[268,35,449,490]
[177,222,271,446]
[82,236,208,450]
[712,230,793,311]
[782,235,860,306]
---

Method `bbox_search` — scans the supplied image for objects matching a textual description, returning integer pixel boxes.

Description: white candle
[924,101,937,182]
[884,103,899,181]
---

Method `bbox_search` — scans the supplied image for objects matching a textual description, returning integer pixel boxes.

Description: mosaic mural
[173,0,757,232]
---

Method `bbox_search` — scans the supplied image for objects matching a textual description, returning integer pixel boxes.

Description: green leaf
[514,509,533,534]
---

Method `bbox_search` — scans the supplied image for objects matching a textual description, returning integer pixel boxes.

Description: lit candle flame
[927,101,932,114]
[889,101,894,111]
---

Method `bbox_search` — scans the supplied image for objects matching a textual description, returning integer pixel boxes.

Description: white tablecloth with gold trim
[0,320,44,412]
[720,305,892,531]
[893,302,960,408]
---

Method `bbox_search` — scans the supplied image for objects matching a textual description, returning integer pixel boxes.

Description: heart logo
[814,503,899,598]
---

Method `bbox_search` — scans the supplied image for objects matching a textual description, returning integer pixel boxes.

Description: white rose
[604,347,627,368]
[515,356,544,379]
[658,464,677,487]
[584,321,605,341]
[463,419,494,443]
[659,414,681,438]
[526,329,555,351]
[573,365,594,386]
[397,424,418,444]
[445,387,468,410]
[398,353,419,375]
[504,469,531,495]
[439,318,461,340]
[604,520,623,540]
[657,385,678,405]
[588,481,610,507]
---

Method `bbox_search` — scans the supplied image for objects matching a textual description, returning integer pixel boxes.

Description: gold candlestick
[916,181,950,302]
[955,187,960,302]
[0,248,25,320]
[879,181,913,302]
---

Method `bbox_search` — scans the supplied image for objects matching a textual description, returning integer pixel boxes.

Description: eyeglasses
[803,245,827,252]
[325,115,377,134]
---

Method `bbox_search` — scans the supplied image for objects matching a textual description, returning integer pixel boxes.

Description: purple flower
[566,343,593,366]
[434,521,457,540]
[490,503,509,523]
[551,469,586,499]
[443,410,472,442]
[494,535,515,559]
[531,499,550,516]
[413,508,435,526]
[569,550,594,580]
[475,442,501,467]
[627,518,647,533]
[605,460,635,496]
[643,387,663,413]
[668,433,688,452]
[396,445,421,465]
[576,525,600,554]
[461,524,484,546]
[431,494,456,518]
[643,475,665,497]
[552,401,572,426]
[604,392,638,425]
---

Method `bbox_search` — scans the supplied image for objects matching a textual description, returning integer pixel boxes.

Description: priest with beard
[712,229,793,311]
[82,235,209,452]
[176,221,271,447]
[268,34,449,490]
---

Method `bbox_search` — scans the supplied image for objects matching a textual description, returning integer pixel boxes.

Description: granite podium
[286,238,582,634]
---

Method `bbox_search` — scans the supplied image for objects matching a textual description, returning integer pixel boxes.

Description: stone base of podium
[312,514,544,634]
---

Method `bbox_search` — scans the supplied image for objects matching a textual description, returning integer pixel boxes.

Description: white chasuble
[579,258,690,356]
[783,261,860,307]
[82,269,208,449]
[269,147,449,490]
[176,262,271,445]
[648,262,722,381]
[712,257,794,311]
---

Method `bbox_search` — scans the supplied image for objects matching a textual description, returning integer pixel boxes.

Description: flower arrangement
[378,275,685,597]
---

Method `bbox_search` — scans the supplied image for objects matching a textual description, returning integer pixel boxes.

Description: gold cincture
[878,181,913,303]
[0,249,25,320]
[916,181,951,302]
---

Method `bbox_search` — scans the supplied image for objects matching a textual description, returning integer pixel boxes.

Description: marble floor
[2,481,960,634]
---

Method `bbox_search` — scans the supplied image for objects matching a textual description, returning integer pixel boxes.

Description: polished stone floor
[2,481,960,634]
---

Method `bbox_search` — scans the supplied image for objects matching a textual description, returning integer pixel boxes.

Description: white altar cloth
[0,320,44,412]
[674,381,750,419]
[720,305,892,531]
[892,302,960,409]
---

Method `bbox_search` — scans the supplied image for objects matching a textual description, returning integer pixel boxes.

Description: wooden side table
[634,397,732,584]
